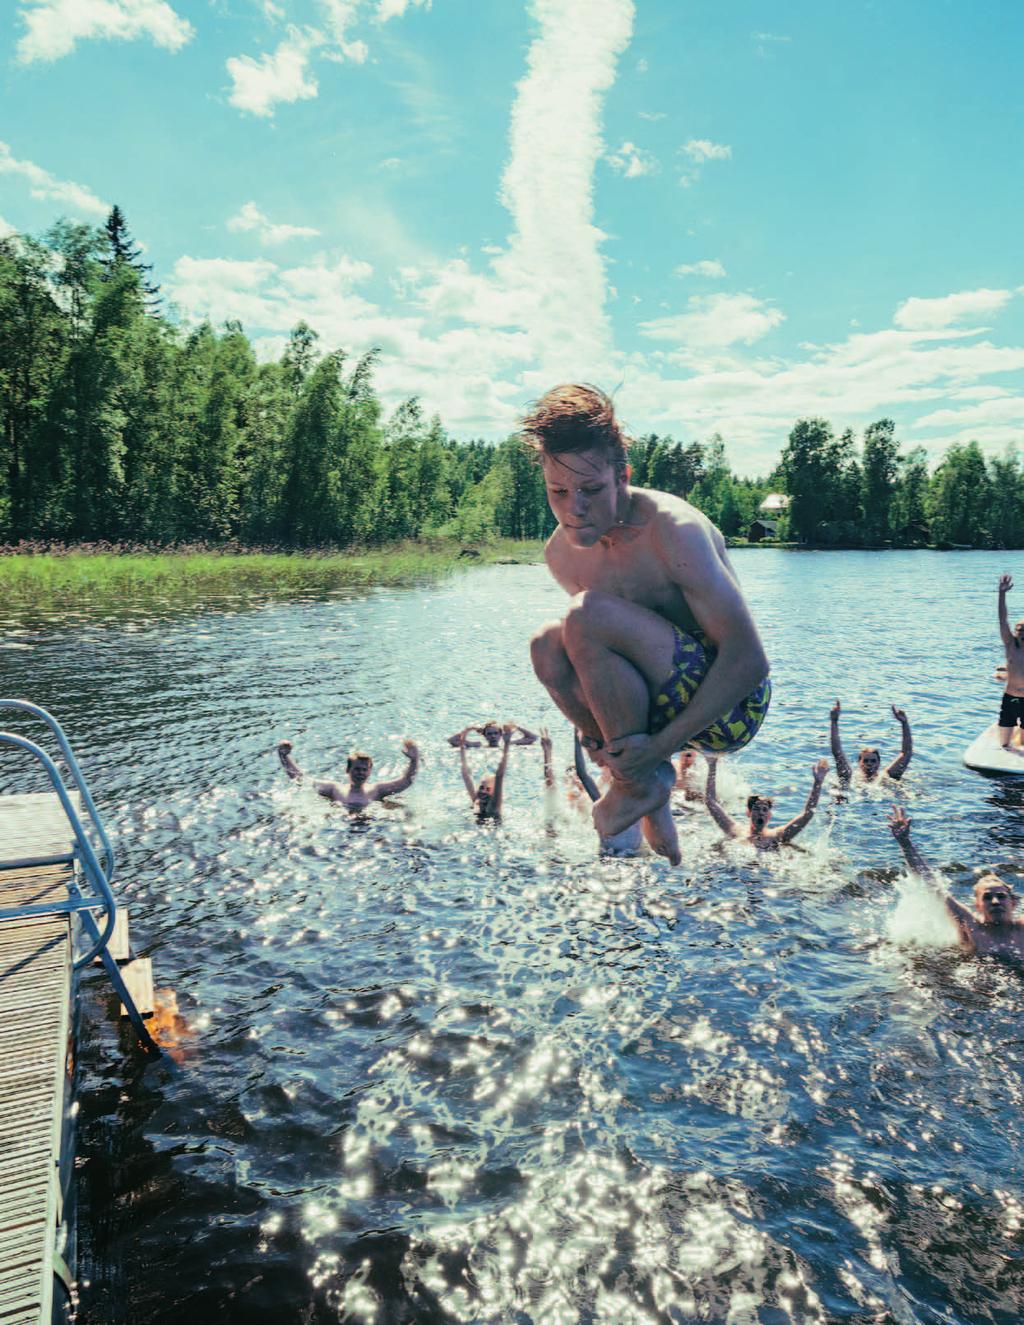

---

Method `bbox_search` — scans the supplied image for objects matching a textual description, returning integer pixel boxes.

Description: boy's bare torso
[1003,642,1024,697]
[545,489,738,636]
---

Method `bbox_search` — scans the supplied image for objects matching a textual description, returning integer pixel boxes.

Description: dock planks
[1,793,78,1325]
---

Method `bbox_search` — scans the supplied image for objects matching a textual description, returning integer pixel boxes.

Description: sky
[1,0,1023,473]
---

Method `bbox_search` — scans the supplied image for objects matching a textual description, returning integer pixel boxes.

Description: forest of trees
[2,210,1022,550]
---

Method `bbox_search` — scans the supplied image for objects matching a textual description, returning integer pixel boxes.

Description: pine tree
[103,205,160,312]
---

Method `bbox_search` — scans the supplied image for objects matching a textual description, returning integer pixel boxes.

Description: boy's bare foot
[641,800,681,865]
[593,762,674,837]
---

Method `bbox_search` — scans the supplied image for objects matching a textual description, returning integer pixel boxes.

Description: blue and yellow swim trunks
[649,624,771,754]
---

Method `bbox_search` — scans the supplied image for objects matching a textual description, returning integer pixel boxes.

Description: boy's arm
[540,728,554,789]
[513,725,539,746]
[887,806,974,930]
[458,738,477,804]
[631,518,768,767]
[830,700,852,781]
[704,759,740,838]
[371,740,420,799]
[999,574,1016,652]
[277,739,302,781]
[491,727,514,813]
[886,708,913,780]
[448,726,481,748]
[574,729,601,802]
[776,760,828,844]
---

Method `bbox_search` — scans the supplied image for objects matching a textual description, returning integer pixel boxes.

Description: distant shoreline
[0,538,547,602]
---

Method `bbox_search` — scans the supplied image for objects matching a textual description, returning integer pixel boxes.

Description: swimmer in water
[674,748,704,801]
[829,699,913,782]
[704,757,829,850]
[277,737,419,810]
[456,723,515,820]
[569,729,653,859]
[887,806,1024,960]
[996,574,1024,755]
[448,722,538,748]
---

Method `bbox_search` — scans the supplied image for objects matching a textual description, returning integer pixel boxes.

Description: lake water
[3,550,1024,1324]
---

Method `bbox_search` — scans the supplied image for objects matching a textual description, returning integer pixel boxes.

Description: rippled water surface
[4,550,1024,1324]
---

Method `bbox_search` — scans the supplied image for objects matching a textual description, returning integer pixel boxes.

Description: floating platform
[963,723,1024,775]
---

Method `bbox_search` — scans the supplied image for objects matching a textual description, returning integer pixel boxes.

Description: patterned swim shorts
[649,624,771,754]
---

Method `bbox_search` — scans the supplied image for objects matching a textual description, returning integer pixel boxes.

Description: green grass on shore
[0,539,546,605]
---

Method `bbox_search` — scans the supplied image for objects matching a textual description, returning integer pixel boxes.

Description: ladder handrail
[0,729,117,966]
[0,698,116,882]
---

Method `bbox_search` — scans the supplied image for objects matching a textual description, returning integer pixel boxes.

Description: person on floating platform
[829,699,913,782]
[277,737,419,810]
[447,721,539,749]
[887,806,1024,959]
[525,383,771,861]
[704,757,829,850]
[996,574,1024,756]
[568,729,650,859]
[455,722,519,821]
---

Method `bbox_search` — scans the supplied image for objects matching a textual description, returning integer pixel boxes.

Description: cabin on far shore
[747,493,790,542]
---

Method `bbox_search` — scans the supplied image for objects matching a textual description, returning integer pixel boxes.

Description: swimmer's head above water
[973,874,1017,924]
[346,751,373,785]
[858,747,882,780]
[746,793,774,833]
[474,775,498,819]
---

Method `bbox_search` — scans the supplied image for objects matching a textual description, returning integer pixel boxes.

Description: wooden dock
[0,796,79,1325]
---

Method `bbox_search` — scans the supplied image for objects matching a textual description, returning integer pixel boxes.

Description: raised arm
[573,729,601,802]
[371,739,420,799]
[887,806,973,931]
[513,724,539,746]
[457,736,477,804]
[704,758,740,839]
[540,727,554,789]
[448,726,482,748]
[999,574,1016,653]
[277,739,343,802]
[886,707,913,780]
[829,699,852,781]
[490,726,514,814]
[776,760,828,844]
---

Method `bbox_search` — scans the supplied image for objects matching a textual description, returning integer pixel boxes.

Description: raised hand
[1000,574,1014,594]
[891,705,908,724]
[539,726,552,756]
[402,738,419,760]
[277,739,293,754]
[888,805,911,839]
[812,758,829,783]
[830,699,841,722]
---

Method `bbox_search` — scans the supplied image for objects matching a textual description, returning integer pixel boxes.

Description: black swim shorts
[998,692,1024,728]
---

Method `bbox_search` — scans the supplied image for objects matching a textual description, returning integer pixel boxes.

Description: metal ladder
[0,698,159,1055]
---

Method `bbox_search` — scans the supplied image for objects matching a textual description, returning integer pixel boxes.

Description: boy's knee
[563,590,616,650]
[531,622,571,685]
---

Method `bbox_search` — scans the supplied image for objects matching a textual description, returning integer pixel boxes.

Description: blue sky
[2,0,1022,472]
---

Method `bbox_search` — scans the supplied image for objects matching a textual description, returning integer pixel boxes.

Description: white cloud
[16,0,193,63]
[605,140,657,178]
[675,259,726,278]
[638,110,665,121]
[227,201,320,245]
[893,287,1014,331]
[0,140,107,218]
[0,216,17,239]
[377,0,431,20]
[678,138,731,187]
[227,28,322,117]
[682,138,731,162]
[640,293,784,348]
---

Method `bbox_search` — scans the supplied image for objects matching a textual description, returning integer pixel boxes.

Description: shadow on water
[4,553,1024,1323]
